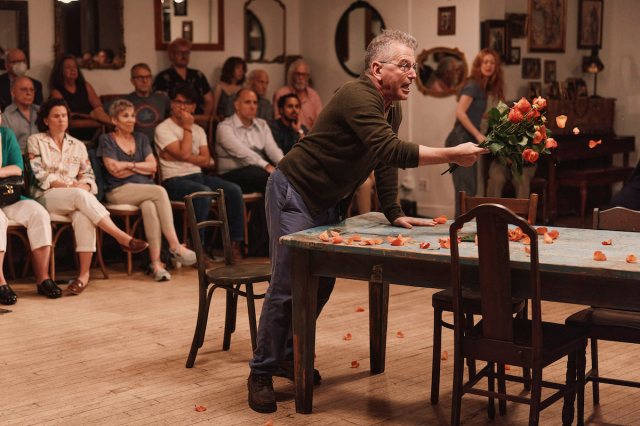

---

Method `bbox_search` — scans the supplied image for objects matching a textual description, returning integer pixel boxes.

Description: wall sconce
[582,48,604,98]
[57,0,79,3]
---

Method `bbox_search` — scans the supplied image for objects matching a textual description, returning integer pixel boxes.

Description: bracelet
[183,128,192,133]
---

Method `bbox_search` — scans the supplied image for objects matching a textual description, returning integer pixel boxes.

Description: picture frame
[506,46,521,65]
[481,20,507,60]
[528,0,567,52]
[578,0,603,49]
[544,60,557,83]
[506,13,528,38]
[437,6,456,36]
[181,20,193,42]
[522,57,541,79]
[173,0,187,17]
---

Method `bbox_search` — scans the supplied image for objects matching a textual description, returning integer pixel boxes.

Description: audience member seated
[486,158,536,198]
[104,63,170,145]
[153,38,213,116]
[49,54,112,138]
[0,124,60,305]
[269,93,307,154]
[154,85,244,263]
[273,59,322,130]
[0,76,39,151]
[216,88,283,194]
[212,56,247,120]
[28,99,149,296]
[98,99,197,281]
[247,69,273,121]
[610,161,640,210]
[0,48,43,111]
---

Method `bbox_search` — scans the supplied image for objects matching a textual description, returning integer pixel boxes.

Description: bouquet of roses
[443,96,559,177]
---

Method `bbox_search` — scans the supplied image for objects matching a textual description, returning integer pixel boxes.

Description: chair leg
[591,338,599,405]
[497,363,507,415]
[529,367,543,426]
[431,307,443,405]
[579,183,588,227]
[577,346,586,426]
[95,230,109,279]
[124,216,133,275]
[487,362,496,420]
[186,286,211,368]
[451,348,465,426]
[465,314,476,379]
[6,237,15,280]
[519,300,532,390]
[245,282,258,351]
[562,352,577,425]
[222,289,238,351]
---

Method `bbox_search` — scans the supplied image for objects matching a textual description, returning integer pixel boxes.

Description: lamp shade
[582,48,604,74]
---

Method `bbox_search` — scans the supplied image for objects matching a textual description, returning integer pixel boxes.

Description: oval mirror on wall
[335,1,385,77]
[244,0,286,63]
[415,47,468,97]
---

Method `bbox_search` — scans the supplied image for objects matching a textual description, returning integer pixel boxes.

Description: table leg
[369,264,389,374]
[292,248,318,414]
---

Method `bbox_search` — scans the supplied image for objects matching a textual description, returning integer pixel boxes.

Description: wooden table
[282,212,640,414]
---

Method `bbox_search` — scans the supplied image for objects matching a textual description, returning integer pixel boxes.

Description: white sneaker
[170,246,197,266]
[151,264,171,282]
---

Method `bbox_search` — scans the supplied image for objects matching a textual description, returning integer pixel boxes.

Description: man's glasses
[379,61,417,74]
[172,99,195,106]
[132,75,152,81]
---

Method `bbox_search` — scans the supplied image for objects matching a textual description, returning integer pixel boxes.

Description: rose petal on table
[439,238,450,249]
[524,246,531,254]
[419,242,431,249]
[351,360,360,368]
[543,233,554,244]
[434,215,447,224]
[355,306,365,312]
[396,331,405,338]
[504,364,511,371]
[573,127,580,135]
[319,231,330,242]
[332,236,343,244]
[593,251,607,261]
[548,229,559,239]
[194,405,207,412]
[349,234,361,242]
[441,351,448,361]
[627,254,638,263]
[589,139,602,149]
[373,238,383,245]
[329,230,340,237]
[390,237,404,246]
[521,235,531,245]
[343,333,352,341]
[536,226,548,235]
[555,115,568,128]
[602,239,613,246]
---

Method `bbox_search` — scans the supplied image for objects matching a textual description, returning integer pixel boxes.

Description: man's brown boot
[248,373,276,413]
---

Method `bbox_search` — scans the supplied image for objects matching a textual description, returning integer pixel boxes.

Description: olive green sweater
[279,74,420,223]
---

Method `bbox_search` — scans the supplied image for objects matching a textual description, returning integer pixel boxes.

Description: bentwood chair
[184,191,270,368]
[450,204,587,426]
[431,191,538,405]
[566,206,640,406]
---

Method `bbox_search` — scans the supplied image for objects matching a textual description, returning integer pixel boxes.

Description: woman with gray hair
[97,99,196,281]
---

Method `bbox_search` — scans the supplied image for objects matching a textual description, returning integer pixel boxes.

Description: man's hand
[393,216,437,229]
[265,164,275,174]
[453,142,487,167]
[180,110,195,128]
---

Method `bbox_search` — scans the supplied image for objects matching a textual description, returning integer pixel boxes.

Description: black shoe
[247,373,277,413]
[0,284,17,305]
[274,359,322,385]
[37,279,62,299]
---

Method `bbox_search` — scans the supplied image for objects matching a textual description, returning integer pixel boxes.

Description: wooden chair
[566,206,640,406]
[431,191,538,405]
[450,203,587,425]
[184,190,270,368]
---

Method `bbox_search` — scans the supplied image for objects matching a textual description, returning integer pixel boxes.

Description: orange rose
[514,97,532,113]
[522,148,539,163]
[532,96,547,109]
[555,115,567,128]
[533,131,544,144]
[545,137,558,149]
[508,108,524,123]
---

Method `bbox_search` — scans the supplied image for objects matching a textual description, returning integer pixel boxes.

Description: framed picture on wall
[481,20,507,59]
[578,0,603,48]
[506,46,521,65]
[174,0,188,17]
[528,0,567,52]
[522,57,541,79]
[437,6,455,36]
[544,60,557,83]
[182,21,193,42]
[506,13,528,38]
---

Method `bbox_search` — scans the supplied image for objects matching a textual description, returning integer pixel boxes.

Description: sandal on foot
[66,279,88,296]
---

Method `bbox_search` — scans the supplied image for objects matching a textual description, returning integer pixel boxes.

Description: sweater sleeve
[2,128,24,170]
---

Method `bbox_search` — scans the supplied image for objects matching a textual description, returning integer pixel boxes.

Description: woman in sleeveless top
[211,56,247,120]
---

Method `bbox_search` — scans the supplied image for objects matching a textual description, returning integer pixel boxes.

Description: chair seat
[566,307,640,343]
[105,203,141,212]
[432,288,525,315]
[206,263,271,285]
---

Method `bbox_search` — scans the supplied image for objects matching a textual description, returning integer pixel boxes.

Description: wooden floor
[2,260,640,425]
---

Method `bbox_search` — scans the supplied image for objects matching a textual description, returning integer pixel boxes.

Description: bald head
[248,69,269,97]
[5,48,28,76]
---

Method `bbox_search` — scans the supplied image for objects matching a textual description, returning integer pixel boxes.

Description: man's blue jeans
[249,169,338,374]
[163,173,245,242]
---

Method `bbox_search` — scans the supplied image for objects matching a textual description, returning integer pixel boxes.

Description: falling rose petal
[419,242,431,249]
[627,254,638,263]
[343,333,352,341]
[593,251,607,261]
[319,231,330,242]
[588,139,602,149]
[332,236,343,244]
[548,229,559,239]
[536,226,548,235]
[573,127,580,135]
[355,306,365,312]
[195,405,207,412]
[543,233,554,244]
[351,360,360,368]
[434,215,447,224]
[441,351,448,361]
[555,114,567,128]
[602,239,613,246]
[396,331,405,338]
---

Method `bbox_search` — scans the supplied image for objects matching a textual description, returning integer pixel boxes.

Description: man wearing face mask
[0,49,43,111]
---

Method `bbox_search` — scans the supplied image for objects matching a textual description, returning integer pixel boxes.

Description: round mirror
[415,47,468,97]
[244,0,286,63]
[245,10,265,61]
[335,1,385,77]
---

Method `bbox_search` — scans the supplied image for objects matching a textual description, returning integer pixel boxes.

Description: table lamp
[582,48,604,98]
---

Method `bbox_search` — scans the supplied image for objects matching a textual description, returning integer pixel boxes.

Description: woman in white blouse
[27,98,148,295]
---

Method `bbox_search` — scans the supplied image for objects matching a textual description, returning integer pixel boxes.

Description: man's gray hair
[364,29,418,74]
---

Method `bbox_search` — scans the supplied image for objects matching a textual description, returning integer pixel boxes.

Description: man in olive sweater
[248,29,485,413]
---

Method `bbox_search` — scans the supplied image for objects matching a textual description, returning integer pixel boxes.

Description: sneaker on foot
[169,246,197,266]
[247,373,276,413]
[150,264,171,282]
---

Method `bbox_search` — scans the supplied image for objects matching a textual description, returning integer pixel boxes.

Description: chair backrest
[459,190,539,224]
[450,204,543,356]
[184,190,233,271]
[593,206,640,232]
